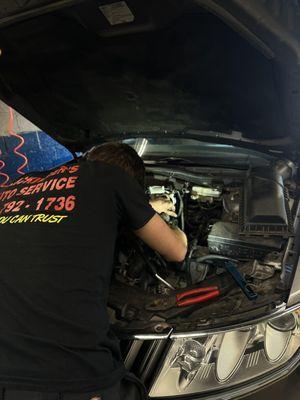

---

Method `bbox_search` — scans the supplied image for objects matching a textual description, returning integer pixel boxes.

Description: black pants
[0,374,148,400]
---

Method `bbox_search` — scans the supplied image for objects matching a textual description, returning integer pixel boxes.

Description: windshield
[122,137,275,168]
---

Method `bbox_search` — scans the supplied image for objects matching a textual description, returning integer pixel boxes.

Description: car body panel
[0,1,299,149]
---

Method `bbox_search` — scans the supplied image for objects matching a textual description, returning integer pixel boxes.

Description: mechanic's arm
[114,170,187,262]
[135,214,187,262]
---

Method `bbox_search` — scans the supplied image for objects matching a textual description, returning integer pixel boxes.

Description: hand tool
[196,255,258,301]
[222,259,258,300]
[176,285,220,307]
[146,285,221,311]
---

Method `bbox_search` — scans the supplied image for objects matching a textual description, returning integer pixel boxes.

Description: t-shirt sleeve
[114,169,156,230]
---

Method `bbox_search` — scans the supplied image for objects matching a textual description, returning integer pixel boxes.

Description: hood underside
[0,0,300,149]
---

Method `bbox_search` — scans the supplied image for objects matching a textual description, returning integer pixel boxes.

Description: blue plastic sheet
[0,131,73,185]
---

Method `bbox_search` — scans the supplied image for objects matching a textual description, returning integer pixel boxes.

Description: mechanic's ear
[134,214,187,262]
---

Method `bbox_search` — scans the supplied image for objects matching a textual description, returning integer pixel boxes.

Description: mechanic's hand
[149,197,177,217]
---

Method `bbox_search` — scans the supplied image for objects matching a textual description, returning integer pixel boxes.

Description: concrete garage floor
[245,368,300,400]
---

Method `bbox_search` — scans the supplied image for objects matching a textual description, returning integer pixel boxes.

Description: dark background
[245,368,300,400]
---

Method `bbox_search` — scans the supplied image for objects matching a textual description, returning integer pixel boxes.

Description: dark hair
[86,142,145,186]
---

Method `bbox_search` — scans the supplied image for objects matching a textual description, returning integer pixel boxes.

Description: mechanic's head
[86,142,145,186]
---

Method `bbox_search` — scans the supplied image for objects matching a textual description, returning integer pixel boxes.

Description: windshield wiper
[150,157,197,165]
[146,157,249,169]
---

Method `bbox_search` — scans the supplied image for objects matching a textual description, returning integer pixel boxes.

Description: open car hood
[0,0,300,150]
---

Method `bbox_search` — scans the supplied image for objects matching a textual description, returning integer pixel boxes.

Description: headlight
[216,329,251,382]
[149,309,300,398]
[265,313,296,363]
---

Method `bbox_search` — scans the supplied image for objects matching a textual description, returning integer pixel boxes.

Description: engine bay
[108,161,299,336]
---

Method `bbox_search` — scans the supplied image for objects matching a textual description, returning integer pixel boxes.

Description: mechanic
[0,142,187,400]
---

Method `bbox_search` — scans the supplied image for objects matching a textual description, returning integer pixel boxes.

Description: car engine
[108,161,299,335]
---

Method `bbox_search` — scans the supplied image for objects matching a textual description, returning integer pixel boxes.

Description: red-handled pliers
[146,285,221,311]
[176,285,220,307]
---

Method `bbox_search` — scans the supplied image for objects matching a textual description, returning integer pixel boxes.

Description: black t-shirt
[0,161,155,392]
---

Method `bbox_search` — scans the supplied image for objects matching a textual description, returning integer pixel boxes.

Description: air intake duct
[239,166,292,237]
